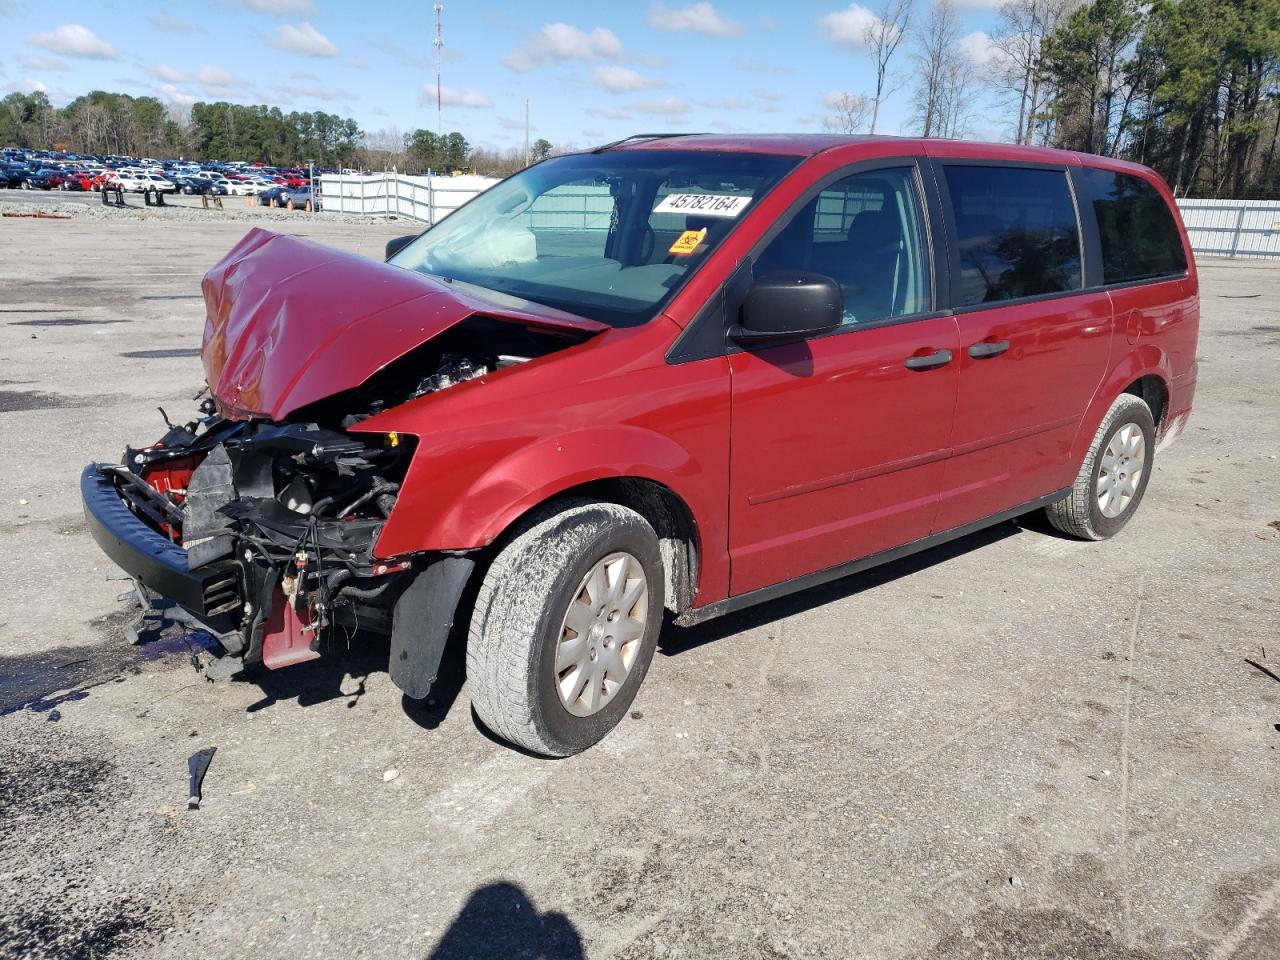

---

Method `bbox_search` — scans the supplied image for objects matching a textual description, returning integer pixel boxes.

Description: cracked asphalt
[0,205,1277,960]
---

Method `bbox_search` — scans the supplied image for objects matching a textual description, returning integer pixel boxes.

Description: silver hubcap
[1098,423,1146,518]
[554,552,648,717]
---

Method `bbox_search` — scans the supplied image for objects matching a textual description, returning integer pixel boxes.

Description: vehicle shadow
[424,881,583,960]
[237,632,390,712]
[661,518,1026,656]
[233,514,1055,716]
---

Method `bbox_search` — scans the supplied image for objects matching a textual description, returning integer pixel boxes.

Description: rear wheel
[467,499,664,756]
[1046,393,1155,540]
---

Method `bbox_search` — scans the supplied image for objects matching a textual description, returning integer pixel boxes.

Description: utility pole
[434,3,444,138]
[524,98,530,168]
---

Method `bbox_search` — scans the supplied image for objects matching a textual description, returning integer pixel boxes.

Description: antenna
[433,3,444,138]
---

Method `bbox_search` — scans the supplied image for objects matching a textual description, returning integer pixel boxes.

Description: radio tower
[433,4,444,137]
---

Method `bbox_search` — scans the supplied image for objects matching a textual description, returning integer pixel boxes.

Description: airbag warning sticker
[653,193,751,218]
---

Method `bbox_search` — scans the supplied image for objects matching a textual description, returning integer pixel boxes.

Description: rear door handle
[968,339,1010,359]
[904,349,953,371]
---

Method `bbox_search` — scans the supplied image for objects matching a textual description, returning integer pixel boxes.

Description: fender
[368,425,729,604]
[1067,342,1171,470]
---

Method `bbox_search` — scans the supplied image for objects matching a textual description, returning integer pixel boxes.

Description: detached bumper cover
[80,464,241,629]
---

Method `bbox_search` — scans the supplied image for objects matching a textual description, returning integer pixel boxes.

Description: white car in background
[109,172,149,192]
[214,178,253,196]
[140,173,176,193]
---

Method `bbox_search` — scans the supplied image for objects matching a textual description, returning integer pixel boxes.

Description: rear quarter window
[943,165,1083,306]
[1079,169,1187,284]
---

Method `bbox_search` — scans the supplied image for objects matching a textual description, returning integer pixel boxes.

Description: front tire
[467,499,664,756]
[1046,393,1155,540]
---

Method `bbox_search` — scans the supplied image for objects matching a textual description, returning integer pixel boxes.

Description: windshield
[390,149,800,327]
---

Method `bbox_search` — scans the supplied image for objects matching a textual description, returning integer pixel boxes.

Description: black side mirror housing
[730,271,843,344]
[385,234,418,260]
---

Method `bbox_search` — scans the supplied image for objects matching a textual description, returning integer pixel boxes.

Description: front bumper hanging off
[81,464,243,637]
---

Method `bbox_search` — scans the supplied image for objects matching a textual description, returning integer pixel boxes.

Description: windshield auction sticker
[653,193,752,218]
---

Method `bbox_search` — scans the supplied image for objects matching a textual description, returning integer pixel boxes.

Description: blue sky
[0,1,1007,151]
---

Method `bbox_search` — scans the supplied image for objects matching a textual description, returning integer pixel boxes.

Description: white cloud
[351,56,368,69]
[817,4,881,48]
[648,2,744,37]
[591,65,665,93]
[503,23,623,72]
[5,77,49,95]
[587,106,633,120]
[420,84,493,109]
[20,55,67,71]
[26,24,120,60]
[281,82,349,101]
[236,0,314,12]
[148,11,206,34]
[960,30,998,65]
[633,96,690,115]
[267,21,338,58]
[147,63,248,96]
[694,95,753,110]
[157,83,199,108]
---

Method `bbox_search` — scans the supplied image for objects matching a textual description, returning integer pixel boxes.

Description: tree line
[0,88,554,177]
[824,0,1280,198]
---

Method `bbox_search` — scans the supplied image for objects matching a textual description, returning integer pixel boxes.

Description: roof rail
[590,132,708,153]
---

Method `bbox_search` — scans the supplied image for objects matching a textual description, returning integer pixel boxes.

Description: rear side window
[943,165,1082,305]
[1079,169,1187,284]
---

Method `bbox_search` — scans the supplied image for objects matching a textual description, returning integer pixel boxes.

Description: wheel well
[526,478,700,616]
[1124,375,1168,432]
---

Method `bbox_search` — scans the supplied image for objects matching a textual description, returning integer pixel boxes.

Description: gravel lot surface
[0,208,1277,960]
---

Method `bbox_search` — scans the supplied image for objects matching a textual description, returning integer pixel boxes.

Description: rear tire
[1046,393,1155,541]
[467,499,664,756]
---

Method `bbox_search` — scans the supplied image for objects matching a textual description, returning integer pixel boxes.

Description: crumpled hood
[200,228,606,420]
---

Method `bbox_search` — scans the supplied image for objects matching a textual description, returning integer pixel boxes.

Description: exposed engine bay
[90,315,589,672]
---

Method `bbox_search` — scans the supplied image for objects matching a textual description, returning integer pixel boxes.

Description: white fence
[1176,199,1280,259]
[318,172,498,224]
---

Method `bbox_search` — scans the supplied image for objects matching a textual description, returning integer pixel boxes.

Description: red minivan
[82,134,1198,755]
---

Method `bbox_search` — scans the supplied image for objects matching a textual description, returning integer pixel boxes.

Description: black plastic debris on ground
[187,747,216,810]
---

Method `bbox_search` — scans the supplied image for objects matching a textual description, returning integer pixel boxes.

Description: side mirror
[385,234,418,260]
[729,271,843,345]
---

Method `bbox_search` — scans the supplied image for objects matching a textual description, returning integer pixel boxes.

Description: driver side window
[754,166,930,326]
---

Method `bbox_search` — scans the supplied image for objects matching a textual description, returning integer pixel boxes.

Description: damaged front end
[84,407,416,672]
[82,227,604,693]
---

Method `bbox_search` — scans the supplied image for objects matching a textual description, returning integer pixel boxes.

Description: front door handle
[968,338,1010,359]
[904,348,953,371]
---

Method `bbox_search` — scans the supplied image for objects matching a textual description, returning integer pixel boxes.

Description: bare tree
[863,0,913,133]
[909,0,964,137]
[991,0,1079,145]
[822,92,875,134]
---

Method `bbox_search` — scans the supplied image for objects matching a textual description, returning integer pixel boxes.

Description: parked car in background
[0,163,27,188]
[257,185,286,206]
[268,185,315,209]
[110,172,149,192]
[140,173,176,193]
[21,168,65,190]
[61,171,96,191]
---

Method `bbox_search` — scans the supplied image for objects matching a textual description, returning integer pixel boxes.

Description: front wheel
[1046,393,1155,540]
[467,499,664,756]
